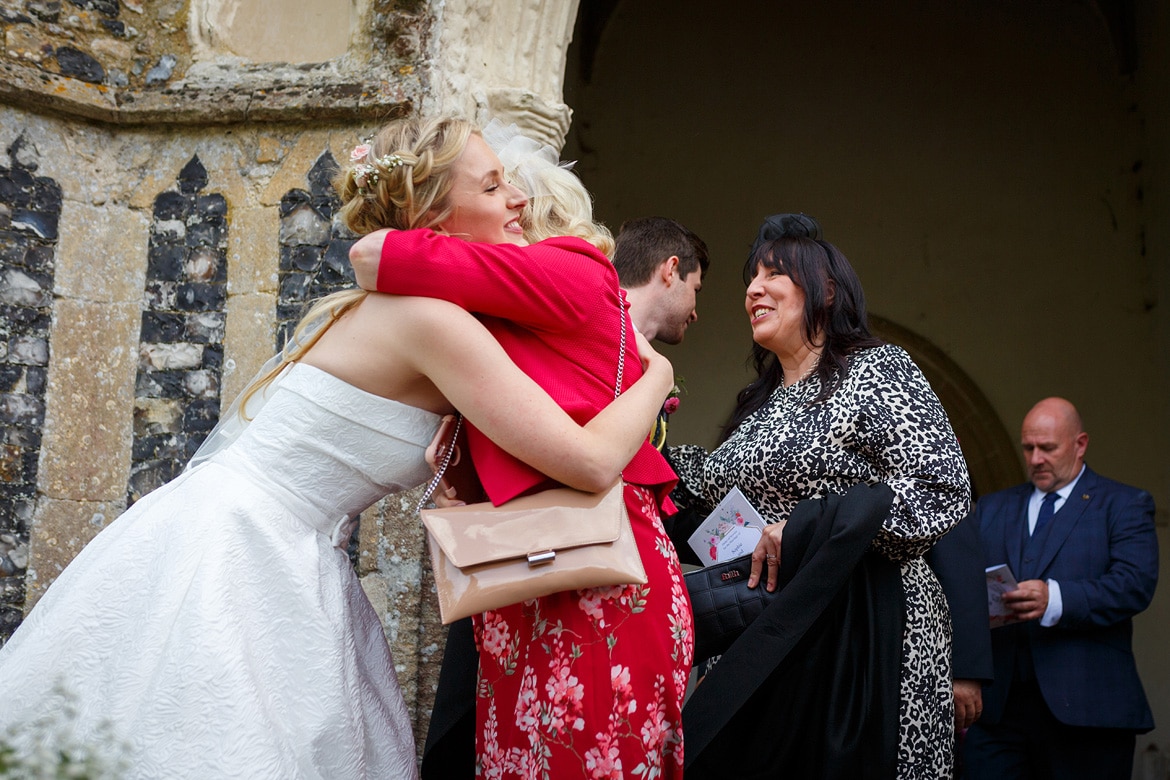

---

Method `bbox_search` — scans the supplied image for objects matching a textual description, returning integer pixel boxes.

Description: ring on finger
[765,553,778,562]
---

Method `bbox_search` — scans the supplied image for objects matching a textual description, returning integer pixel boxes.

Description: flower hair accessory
[350,143,406,192]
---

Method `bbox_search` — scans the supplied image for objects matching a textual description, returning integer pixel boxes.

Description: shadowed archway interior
[870,315,1020,501]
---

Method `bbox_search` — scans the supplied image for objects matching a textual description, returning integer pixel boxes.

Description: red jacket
[375,230,678,507]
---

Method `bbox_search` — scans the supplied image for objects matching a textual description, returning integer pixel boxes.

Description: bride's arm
[408,300,672,492]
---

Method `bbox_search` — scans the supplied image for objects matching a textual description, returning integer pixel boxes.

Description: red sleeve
[375,231,611,330]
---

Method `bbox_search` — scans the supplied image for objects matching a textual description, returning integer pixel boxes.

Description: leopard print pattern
[670,344,971,779]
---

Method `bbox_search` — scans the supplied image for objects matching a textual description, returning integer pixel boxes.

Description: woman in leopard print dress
[670,233,971,779]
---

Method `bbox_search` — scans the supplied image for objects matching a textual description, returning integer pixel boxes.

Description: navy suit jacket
[972,466,1157,731]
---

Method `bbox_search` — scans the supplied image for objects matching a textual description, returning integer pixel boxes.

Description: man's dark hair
[612,217,709,287]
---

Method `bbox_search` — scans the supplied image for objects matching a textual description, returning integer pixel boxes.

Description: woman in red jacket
[343,116,692,778]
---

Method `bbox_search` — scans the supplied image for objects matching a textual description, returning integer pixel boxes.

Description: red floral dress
[371,231,694,777]
[474,484,693,779]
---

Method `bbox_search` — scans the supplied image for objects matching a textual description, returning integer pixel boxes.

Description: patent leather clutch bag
[421,481,646,624]
[684,553,777,663]
[419,292,645,624]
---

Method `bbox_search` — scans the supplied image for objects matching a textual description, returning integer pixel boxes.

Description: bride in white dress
[0,117,675,779]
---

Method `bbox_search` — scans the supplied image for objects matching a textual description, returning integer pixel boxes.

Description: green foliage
[0,686,130,780]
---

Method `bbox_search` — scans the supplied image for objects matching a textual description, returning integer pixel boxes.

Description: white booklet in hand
[986,563,1023,628]
[687,486,767,567]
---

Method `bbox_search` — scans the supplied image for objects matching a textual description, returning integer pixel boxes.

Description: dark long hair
[720,236,883,442]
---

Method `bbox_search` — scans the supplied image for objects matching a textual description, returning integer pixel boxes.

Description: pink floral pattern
[473,485,693,779]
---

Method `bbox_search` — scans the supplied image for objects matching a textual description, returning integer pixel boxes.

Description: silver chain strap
[613,294,631,402]
[614,293,626,400]
[417,413,463,514]
[418,293,628,511]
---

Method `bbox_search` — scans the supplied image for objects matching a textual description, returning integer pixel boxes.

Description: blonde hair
[482,119,614,257]
[236,116,476,414]
[337,117,476,235]
[521,164,615,257]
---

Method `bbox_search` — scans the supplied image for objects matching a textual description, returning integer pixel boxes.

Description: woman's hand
[348,229,394,291]
[423,414,472,507]
[431,484,466,508]
[953,679,983,730]
[748,520,786,592]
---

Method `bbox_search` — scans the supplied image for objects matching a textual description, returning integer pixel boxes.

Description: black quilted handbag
[684,553,777,663]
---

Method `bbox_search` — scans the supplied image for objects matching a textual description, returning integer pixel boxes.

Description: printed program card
[687,486,767,566]
[986,563,1023,628]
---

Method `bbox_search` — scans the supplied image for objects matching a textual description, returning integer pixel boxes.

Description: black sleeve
[925,512,993,682]
[662,446,706,566]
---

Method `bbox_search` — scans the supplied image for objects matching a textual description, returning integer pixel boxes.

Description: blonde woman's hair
[482,119,613,257]
[521,164,615,257]
[235,116,476,415]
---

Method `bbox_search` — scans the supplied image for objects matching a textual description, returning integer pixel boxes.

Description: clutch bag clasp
[527,550,556,567]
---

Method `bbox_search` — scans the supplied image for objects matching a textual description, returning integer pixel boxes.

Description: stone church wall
[1,0,583,744]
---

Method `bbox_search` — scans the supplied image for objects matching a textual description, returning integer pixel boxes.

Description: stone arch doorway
[557,0,1090,500]
[870,315,1021,500]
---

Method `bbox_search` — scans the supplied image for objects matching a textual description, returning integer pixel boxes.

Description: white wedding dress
[0,363,438,779]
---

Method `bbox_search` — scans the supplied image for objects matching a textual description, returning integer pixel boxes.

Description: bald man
[964,397,1158,780]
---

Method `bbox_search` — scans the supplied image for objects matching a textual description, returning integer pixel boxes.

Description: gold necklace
[783,354,821,389]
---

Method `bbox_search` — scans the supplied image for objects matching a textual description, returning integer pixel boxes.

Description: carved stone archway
[427,0,583,149]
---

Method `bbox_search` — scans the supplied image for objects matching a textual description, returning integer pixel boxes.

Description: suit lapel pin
[1082,494,1090,500]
